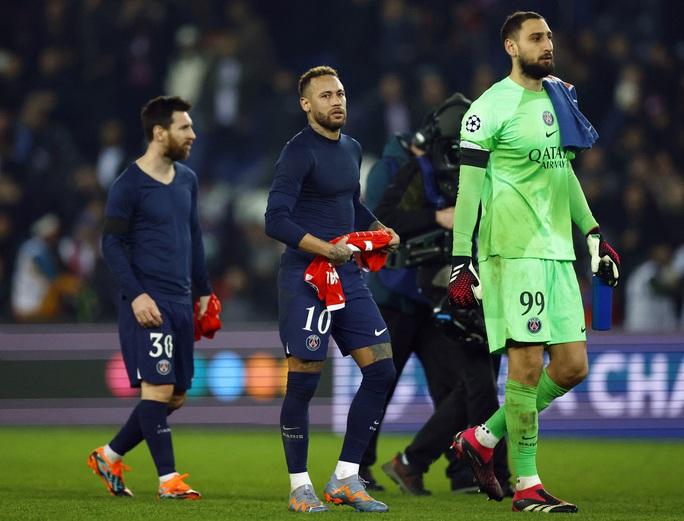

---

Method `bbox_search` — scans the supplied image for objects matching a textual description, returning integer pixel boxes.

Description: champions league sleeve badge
[465,115,481,132]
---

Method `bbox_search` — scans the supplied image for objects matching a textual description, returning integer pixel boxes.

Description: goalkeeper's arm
[567,168,598,235]
[567,168,621,285]
[448,141,488,308]
[451,141,487,256]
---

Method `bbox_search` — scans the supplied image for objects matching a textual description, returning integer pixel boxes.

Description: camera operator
[360,93,512,496]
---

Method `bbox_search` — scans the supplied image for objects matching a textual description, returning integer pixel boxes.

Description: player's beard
[164,135,191,161]
[519,54,554,80]
[313,109,346,131]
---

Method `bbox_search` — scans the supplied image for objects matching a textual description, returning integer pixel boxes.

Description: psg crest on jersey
[542,111,554,126]
[527,317,542,334]
[156,359,171,375]
[465,115,481,132]
[305,334,321,351]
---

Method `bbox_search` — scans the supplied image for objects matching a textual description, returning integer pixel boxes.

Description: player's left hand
[586,228,621,287]
[384,226,400,253]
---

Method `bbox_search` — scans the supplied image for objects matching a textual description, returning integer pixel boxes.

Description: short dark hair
[298,65,339,97]
[140,96,191,142]
[500,11,544,46]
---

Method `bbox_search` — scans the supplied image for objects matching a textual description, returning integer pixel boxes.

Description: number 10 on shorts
[303,306,331,334]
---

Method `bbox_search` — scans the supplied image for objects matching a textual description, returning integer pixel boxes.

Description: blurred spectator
[223,0,275,100]
[96,120,128,189]
[411,68,448,124]
[193,29,251,181]
[625,244,682,332]
[618,182,665,270]
[11,214,79,321]
[355,72,411,155]
[378,0,418,73]
[14,90,81,222]
[164,25,210,106]
[256,69,302,170]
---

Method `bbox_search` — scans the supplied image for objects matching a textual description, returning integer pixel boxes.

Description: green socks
[483,368,570,441]
[504,379,539,478]
[484,407,507,440]
[536,367,569,412]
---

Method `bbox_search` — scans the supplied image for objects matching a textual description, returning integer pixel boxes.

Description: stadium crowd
[1,0,682,329]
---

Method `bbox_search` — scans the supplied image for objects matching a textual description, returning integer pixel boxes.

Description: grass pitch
[0,427,682,520]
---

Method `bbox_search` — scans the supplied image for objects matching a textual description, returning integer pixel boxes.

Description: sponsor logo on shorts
[156,359,171,375]
[305,334,321,351]
[527,317,542,334]
[542,111,554,126]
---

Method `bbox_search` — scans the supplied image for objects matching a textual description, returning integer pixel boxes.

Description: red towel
[193,293,222,341]
[304,230,393,310]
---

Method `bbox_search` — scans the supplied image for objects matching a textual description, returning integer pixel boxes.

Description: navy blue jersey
[102,162,211,303]
[265,126,376,264]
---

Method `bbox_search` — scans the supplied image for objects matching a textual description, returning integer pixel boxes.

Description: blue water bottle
[591,275,612,330]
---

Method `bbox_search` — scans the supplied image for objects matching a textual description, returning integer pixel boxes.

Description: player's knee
[286,371,321,402]
[560,361,589,389]
[360,358,396,392]
[141,382,174,403]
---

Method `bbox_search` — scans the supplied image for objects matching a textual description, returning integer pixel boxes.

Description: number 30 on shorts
[303,306,331,334]
[520,291,545,315]
[149,332,174,358]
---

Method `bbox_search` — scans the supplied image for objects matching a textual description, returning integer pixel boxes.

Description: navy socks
[109,403,144,456]
[138,399,176,476]
[280,371,321,473]
[109,402,178,458]
[340,359,396,464]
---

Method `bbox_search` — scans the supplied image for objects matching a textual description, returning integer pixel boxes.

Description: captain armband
[102,217,130,236]
[460,141,490,169]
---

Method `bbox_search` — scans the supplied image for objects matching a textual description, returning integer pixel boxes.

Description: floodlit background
[1,0,681,329]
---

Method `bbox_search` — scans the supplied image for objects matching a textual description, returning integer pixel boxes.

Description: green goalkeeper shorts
[479,256,586,354]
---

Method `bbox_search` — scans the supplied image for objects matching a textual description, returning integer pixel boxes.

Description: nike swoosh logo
[581,327,586,333]
[521,435,537,440]
[282,426,300,431]
[545,130,558,137]
[374,328,388,336]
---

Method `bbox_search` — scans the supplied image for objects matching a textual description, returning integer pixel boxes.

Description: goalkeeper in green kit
[448,11,621,513]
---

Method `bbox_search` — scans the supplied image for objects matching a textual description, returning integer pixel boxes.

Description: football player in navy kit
[265,66,399,513]
[88,96,211,500]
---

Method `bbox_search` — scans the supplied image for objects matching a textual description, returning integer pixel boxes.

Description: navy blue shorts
[278,261,391,361]
[118,295,195,390]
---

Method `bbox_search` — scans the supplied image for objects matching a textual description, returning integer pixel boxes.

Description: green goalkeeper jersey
[459,77,595,261]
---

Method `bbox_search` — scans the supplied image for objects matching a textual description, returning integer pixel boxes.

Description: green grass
[0,427,682,520]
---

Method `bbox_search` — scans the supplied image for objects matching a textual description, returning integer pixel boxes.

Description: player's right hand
[447,256,482,308]
[131,293,163,327]
[328,236,354,266]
